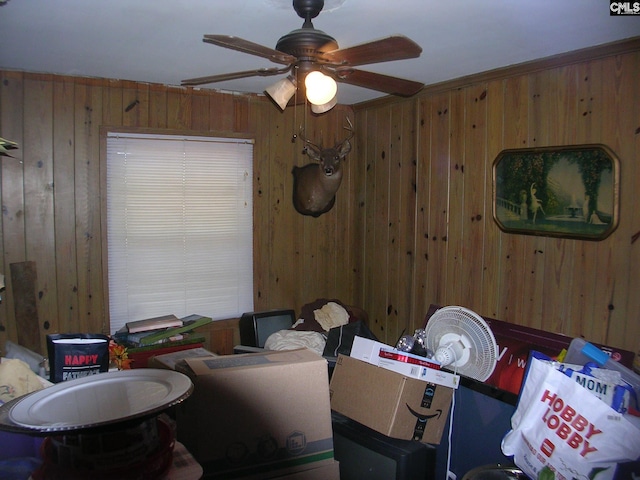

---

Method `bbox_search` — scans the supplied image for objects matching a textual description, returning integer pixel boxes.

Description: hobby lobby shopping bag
[502,351,640,480]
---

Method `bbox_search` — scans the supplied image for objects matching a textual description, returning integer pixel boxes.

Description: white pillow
[264,330,326,356]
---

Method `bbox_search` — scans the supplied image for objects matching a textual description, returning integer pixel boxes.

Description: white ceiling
[1,0,639,106]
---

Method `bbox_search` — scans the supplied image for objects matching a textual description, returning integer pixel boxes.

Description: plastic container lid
[581,341,610,366]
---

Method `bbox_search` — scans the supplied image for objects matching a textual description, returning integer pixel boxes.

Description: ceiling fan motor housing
[280,0,338,65]
[276,29,339,62]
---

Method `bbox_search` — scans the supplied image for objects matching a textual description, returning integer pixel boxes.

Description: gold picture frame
[492,144,619,241]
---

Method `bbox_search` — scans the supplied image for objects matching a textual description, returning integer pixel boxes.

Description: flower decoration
[109,339,132,370]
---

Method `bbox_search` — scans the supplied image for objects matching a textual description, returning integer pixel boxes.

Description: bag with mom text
[501,351,640,480]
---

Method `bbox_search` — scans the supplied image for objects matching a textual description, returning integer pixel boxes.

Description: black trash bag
[322,321,378,358]
[46,333,110,383]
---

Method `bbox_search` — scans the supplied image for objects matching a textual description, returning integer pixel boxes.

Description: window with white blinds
[106,132,254,333]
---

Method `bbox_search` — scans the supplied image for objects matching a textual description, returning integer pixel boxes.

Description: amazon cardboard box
[174,348,336,479]
[148,346,216,372]
[329,354,453,445]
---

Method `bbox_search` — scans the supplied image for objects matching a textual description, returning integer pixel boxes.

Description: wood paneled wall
[354,42,640,352]
[1,38,639,357]
[0,71,357,354]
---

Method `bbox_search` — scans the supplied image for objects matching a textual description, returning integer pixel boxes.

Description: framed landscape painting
[492,144,619,241]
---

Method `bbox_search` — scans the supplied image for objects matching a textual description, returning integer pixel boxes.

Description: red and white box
[350,336,459,389]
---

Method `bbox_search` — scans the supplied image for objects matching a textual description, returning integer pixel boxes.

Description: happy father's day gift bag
[501,351,640,480]
[46,333,110,383]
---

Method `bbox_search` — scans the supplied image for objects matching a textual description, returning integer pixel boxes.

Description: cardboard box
[350,336,460,389]
[349,336,395,364]
[329,354,453,444]
[377,348,460,389]
[148,346,217,371]
[175,348,335,478]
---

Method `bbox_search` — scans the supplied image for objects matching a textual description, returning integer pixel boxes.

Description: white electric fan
[424,306,498,381]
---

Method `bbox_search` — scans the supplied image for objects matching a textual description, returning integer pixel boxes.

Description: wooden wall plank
[149,84,168,128]
[53,78,80,333]
[23,78,57,352]
[122,81,150,128]
[412,97,433,322]
[462,84,489,310]
[209,92,234,132]
[102,80,123,126]
[362,108,378,334]
[250,98,272,311]
[620,52,640,355]
[540,68,578,336]
[570,64,600,341]
[10,261,41,353]
[387,100,417,339]
[398,101,418,333]
[334,111,354,301]
[387,102,403,341]
[269,107,297,310]
[524,71,550,331]
[371,107,391,339]
[445,89,465,305]
[601,54,635,348]
[482,77,506,318]
[346,108,366,309]
[191,90,211,131]
[427,93,452,309]
[233,96,252,133]
[209,327,234,355]
[582,58,613,344]
[498,76,529,324]
[74,83,105,333]
[167,87,192,130]
[0,71,26,345]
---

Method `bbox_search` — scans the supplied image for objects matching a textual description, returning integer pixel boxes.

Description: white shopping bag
[502,351,640,480]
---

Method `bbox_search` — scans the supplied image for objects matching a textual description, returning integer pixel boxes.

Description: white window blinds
[106,132,254,333]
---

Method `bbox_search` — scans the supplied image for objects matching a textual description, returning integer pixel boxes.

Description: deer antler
[298,125,321,153]
[299,117,354,147]
[337,117,354,149]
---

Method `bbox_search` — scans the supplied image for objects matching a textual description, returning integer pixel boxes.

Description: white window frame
[105,131,254,333]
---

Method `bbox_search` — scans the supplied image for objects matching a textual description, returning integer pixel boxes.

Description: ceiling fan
[182,0,424,111]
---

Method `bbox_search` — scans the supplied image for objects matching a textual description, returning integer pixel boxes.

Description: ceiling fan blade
[332,68,424,97]
[203,35,296,65]
[320,35,422,67]
[182,66,291,86]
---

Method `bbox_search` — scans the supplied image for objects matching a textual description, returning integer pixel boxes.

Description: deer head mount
[292,118,354,217]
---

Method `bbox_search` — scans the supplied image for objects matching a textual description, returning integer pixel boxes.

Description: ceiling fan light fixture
[265,75,297,110]
[310,94,337,114]
[305,71,337,107]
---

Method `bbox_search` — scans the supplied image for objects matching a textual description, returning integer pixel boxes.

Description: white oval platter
[1,368,193,434]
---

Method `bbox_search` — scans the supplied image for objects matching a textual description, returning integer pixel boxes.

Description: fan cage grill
[424,306,498,382]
